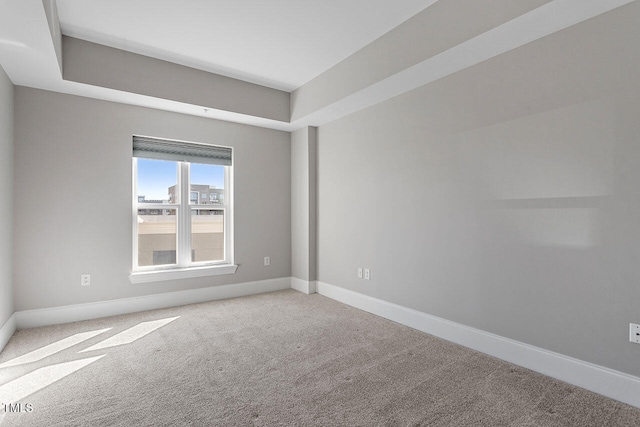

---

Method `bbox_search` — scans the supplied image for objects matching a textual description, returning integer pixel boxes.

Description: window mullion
[178,162,192,266]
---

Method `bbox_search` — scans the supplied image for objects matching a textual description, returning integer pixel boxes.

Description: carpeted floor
[1,289,640,426]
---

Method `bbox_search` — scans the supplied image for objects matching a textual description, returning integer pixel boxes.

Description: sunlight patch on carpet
[79,317,179,352]
[0,355,105,403]
[0,329,112,369]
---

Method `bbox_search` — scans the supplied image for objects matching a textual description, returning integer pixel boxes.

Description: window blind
[133,135,232,166]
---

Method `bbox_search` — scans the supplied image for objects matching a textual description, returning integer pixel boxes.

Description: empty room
[1,0,640,425]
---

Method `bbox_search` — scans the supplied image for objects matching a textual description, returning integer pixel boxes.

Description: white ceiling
[56,0,436,92]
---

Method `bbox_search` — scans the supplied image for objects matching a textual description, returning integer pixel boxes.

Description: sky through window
[137,158,224,201]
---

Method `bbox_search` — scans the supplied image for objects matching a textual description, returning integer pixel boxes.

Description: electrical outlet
[358,268,363,278]
[264,256,270,266]
[630,323,640,344]
[364,269,370,280]
[81,274,91,287]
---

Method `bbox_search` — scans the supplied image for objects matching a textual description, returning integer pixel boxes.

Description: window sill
[129,264,238,284]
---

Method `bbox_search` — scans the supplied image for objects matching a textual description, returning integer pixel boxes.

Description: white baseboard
[0,313,16,354]
[317,281,640,409]
[15,277,292,330]
[291,278,317,294]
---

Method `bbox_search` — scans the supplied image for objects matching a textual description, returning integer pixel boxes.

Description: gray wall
[63,37,290,123]
[291,127,317,282]
[13,87,291,311]
[317,5,640,376]
[0,66,13,327]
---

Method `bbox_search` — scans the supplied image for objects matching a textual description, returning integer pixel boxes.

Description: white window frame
[130,157,236,284]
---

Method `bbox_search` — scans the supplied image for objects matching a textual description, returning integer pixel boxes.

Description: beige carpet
[1,289,639,426]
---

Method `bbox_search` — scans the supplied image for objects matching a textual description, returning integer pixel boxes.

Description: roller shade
[133,136,232,166]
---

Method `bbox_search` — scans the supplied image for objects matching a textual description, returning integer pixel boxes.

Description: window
[131,136,235,282]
